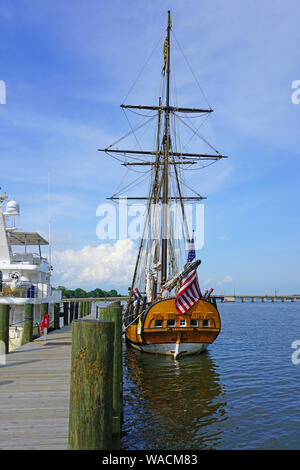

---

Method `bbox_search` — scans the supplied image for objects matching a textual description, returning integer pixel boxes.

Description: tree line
[55,286,123,299]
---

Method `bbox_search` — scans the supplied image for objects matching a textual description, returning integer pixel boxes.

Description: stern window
[167,319,175,327]
[203,319,210,328]
[154,319,163,328]
[179,319,186,327]
[190,319,199,327]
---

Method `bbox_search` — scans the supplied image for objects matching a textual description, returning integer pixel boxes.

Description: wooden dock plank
[0,325,73,450]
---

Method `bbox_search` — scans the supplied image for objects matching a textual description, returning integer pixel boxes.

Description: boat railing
[11,252,47,265]
[0,281,51,299]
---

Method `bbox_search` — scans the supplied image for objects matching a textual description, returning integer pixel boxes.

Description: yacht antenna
[48,173,52,267]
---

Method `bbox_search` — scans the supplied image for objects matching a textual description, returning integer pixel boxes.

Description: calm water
[120,302,300,450]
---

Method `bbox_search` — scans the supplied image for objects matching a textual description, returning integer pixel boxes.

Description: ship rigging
[98,11,228,358]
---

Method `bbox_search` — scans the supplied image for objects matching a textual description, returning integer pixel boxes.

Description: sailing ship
[0,191,61,350]
[99,11,228,358]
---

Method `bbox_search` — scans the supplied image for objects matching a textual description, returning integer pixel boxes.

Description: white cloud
[217,275,233,285]
[204,278,213,286]
[52,238,136,287]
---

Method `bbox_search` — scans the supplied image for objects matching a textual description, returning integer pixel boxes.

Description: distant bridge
[212,295,300,303]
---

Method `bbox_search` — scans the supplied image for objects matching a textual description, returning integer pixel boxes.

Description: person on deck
[160,286,170,300]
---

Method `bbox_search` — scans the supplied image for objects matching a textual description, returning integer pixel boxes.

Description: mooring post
[23,303,34,344]
[63,302,69,326]
[0,304,10,354]
[54,303,60,329]
[41,302,48,321]
[69,302,74,323]
[74,302,79,320]
[101,303,122,436]
[68,319,114,450]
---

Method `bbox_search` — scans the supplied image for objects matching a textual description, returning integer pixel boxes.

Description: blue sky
[0,0,299,294]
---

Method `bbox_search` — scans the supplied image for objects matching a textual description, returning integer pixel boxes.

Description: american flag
[187,236,196,262]
[175,269,202,314]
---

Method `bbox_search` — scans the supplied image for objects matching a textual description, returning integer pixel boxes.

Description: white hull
[129,341,208,359]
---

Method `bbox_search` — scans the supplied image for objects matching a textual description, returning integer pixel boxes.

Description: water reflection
[122,342,227,450]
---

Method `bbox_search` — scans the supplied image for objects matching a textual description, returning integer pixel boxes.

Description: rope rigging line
[105,113,157,151]
[176,113,222,156]
[122,30,165,105]
[110,168,153,197]
[181,112,211,152]
[126,108,157,118]
[122,107,145,151]
[172,30,212,110]
[180,158,219,173]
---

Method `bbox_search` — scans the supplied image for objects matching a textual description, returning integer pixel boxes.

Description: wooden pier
[0,300,122,450]
[0,324,73,449]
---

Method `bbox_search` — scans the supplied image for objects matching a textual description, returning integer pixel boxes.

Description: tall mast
[152,97,162,300]
[161,10,171,284]
[99,9,228,297]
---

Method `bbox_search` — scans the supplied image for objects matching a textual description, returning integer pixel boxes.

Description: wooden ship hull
[124,298,221,359]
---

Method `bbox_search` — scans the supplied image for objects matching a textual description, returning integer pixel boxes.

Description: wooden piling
[54,303,60,330]
[63,302,69,326]
[0,304,10,354]
[101,304,122,436]
[69,302,74,323]
[41,302,48,321]
[68,319,114,450]
[23,303,34,344]
[79,301,83,318]
[74,302,79,320]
